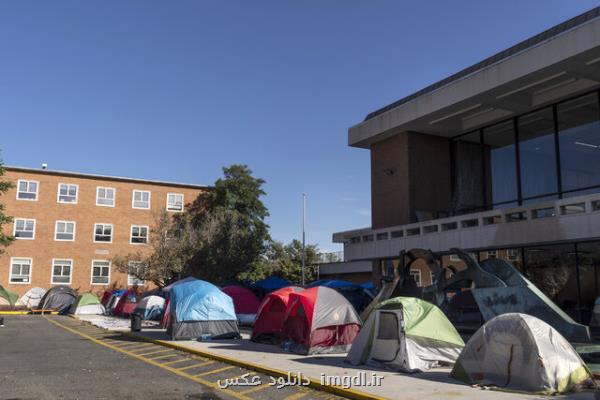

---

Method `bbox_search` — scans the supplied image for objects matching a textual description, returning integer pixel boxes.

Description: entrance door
[370,310,403,362]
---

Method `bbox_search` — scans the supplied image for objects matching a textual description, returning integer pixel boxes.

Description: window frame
[93,223,113,244]
[166,193,184,212]
[409,269,422,287]
[132,189,151,210]
[96,186,116,207]
[9,257,32,284]
[57,183,79,204]
[51,258,73,285]
[54,220,76,242]
[130,225,149,245]
[16,179,39,201]
[90,260,111,285]
[13,218,36,240]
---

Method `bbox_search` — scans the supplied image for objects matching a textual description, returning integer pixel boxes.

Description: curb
[122,330,387,400]
[0,310,58,315]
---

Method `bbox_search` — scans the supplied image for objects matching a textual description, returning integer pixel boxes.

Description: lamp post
[301,193,306,286]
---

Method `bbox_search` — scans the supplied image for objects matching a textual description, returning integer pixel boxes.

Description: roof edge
[4,165,210,190]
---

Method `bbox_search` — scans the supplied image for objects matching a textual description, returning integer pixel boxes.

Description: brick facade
[0,167,206,296]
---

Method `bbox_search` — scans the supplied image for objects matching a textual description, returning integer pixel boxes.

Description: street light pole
[301,193,306,287]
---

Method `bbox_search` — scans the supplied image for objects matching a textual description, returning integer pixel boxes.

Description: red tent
[113,289,140,317]
[160,298,171,329]
[100,291,112,306]
[280,286,361,355]
[251,286,303,343]
[222,285,260,314]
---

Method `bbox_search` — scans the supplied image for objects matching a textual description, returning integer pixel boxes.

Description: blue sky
[0,1,597,251]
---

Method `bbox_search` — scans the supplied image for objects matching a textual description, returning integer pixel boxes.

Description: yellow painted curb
[0,310,58,315]
[122,331,387,400]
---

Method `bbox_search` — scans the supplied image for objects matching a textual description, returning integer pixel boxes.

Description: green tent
[347,297,464,372]
[0,285,19,308]
[69,293,105,315]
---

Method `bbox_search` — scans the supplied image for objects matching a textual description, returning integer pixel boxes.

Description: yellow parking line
[195,365,235,377]
[162,358,190,366]
[239,384,271,395]
[284,392,308,400]
[43,316,253,400]
[178,361,214,371]
[148,353,180,361]
[138,348,172,357]
[123,343,156,351]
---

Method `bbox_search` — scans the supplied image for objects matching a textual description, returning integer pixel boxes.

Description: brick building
[0,166,206,296]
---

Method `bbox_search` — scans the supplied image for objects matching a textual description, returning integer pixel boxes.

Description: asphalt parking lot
[0,316,343,400]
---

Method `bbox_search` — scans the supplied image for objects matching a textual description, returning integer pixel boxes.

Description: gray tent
[38,286,77,312]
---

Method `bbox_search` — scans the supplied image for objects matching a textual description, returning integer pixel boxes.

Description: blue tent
[169,280,240,340]
[308,280,361,289]
[252,277,291,294]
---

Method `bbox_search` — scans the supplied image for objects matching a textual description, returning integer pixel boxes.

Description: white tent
[134,295,165,320]
[451,313,593,394]
[17,287,46,308]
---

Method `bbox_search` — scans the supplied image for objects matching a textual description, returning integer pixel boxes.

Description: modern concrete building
[0,166,206,296]
[320,7,600,324]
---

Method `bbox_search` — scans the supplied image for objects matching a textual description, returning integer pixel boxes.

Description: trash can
[130,312,142,332]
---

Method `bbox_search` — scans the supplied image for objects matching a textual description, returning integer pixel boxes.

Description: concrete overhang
[349,9,600,148]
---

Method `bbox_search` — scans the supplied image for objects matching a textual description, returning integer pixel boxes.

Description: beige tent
[451,313,593,394]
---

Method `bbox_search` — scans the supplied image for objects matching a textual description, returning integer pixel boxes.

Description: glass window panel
[576,241,600,325]
[518,108,558,198]
[484,121,518,204]
[558,93,600,192]
[524,244,580,321]
[452,131,484,212]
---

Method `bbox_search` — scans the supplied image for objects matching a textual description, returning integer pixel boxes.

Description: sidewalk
[76,316,597,400]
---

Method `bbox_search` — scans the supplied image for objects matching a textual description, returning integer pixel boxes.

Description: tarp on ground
[169,279,239,340]
[17,287,46,308]
[134,295,165,320]
[451,313,593,394]
[222,285,261,325]
[347,297,464,372]
[69,293,105,315]
[0,285,19,309]
[38,286,77,312]
[251,286,304,343]
[281,286,361,355]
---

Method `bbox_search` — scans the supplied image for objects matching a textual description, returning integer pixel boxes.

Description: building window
[532,207,556,219]
[362,234,374,242]
[482,215,502,225]
[506,211,527,222]
[132,190,151,209]
[55,221,76,241]
[51,259,72,284]
[376,232,388,241]
[441,222,458,231]
[518,107,558,200]
[94,223,113,243]
[484,121,518,206]
[166,193,184,211]
[560,203,586,215]
[452,131,484,212]
[487,250,497,258]
[461,219,479,228]
[349,236,360,244]
[507,248,519,261]
[592,200,600,212]
[557,93,600,192]
[10,258,32,284]
[57,183,78,204]
[13,218,35,239]
[17,180,38,201]
[91,260,110,285]
[406,228,420,236]
[130,225,149,244]
[423,225,438,234]
[96,187,115,207]
[449,254,460,262]
[390,230,403,238]
[127,261,146,286]
[409,269,421,287]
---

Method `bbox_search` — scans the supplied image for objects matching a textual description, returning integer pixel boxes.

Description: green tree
[185,165,270,284]
[113,211,198,287]
[239,239,319,284]
[0,158,14,253]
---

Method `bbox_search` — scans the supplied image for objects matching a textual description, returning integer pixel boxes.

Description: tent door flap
[371,310,403,363]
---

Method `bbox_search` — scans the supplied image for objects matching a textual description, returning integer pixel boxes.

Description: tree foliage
[0,158,14,253]
[239,239,319,284]
[114,164,271,287]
